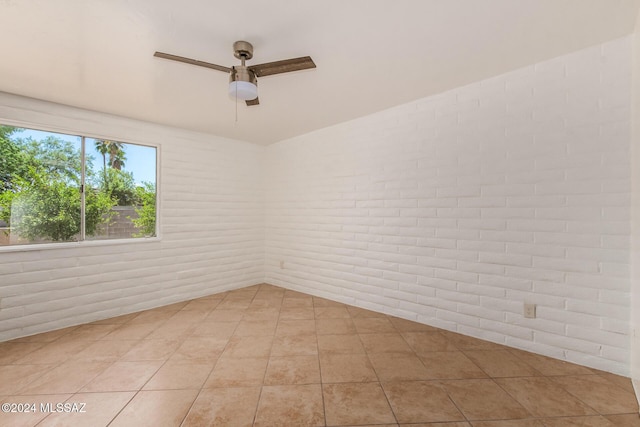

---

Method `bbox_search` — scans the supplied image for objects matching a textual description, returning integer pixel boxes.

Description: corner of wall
[630,2,640,407]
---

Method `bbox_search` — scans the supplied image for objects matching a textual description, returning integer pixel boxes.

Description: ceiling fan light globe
[229,81,258,101]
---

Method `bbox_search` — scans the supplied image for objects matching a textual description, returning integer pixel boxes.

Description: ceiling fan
[154,41,316,106]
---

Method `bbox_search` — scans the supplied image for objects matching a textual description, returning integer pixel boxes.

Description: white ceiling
[0,0,638,145]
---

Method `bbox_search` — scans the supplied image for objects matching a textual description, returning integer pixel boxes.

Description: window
[0,125,157,247]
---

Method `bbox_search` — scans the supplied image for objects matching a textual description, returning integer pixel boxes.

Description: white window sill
[0,236,161,253]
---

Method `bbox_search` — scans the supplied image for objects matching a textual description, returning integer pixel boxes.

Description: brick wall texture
[265,36,632,375]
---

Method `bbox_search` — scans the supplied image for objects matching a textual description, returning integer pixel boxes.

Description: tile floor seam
[594,372,638,394]
[9,365,57,396]
[506,347,602,377]
[439,383,473,426]
[357,322,402,426]
[31,390,75,426]
[321,309,385,425]
[316,328,330,427]
[157,296,236,425]
[545,376,604,416]
[311,319,326,426]
[252,288,284,427]
[549,374,635,417]
[195,299,243,391]
[131,359,168,392]
[105,389,140,426]
[458,348,543,379]
[105,326,186,354]
[486,376,539,420]
[32,361,112,396]
[493,375,604,421]
[596,373,634,393]
[309,298,326,427]
[177,388,200,427]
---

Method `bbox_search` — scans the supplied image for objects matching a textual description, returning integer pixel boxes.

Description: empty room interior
[3,0,640,426]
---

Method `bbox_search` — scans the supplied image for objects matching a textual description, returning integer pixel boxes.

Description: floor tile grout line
[357,317,401,426]
[177,388,201,427]
[489,375,561,420]
[197,294,247,391]
[561,371,640,396]
[317,346,328,427]
[545,375,618,418]
[438,385,472,426]
[455,347,503,379]
[105,389,140,427]
[314,299,341,425]
[380,321,471,425]
[252,284,284,426]
[458,347,547,378]
[32,392,76,427]
[503,346,602,377]
[178,288,251,425]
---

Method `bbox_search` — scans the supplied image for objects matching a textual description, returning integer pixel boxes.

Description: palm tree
[94,140,109,185]
[94,140,126,171]
[94,140,127,198]
[108,143,126,170]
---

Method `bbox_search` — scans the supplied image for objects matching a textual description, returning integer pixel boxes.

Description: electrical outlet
[524,303,536,319]
[279,260,284,269]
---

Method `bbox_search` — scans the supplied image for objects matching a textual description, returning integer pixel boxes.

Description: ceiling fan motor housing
[229,66,257,86]
[233,40,254,60]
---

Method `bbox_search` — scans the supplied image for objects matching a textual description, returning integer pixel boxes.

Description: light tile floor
[0,284,638,426]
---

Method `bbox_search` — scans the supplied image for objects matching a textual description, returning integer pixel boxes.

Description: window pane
[85,139,157,240]
[0,126,82,245]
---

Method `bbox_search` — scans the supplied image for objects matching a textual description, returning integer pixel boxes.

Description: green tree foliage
[92,140,156,238]
[85,188,117,237]
[0,126,30,193]
[2,176,112,241]
[21,136,82,183]
[96,167,137,206]
[93,140,136,206]
[132,182,156,237]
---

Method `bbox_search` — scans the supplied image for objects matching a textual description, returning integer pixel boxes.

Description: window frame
[0,118,160,252]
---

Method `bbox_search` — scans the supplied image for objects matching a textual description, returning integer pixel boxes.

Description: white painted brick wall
[265,36,632,375]
[0,92,265,341]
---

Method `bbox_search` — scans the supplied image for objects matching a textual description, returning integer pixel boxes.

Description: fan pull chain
[235,55,247,123]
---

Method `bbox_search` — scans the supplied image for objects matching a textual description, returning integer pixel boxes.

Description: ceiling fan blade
[154,52,231,73]
[246,97,260,106]
[249,56,316,77]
